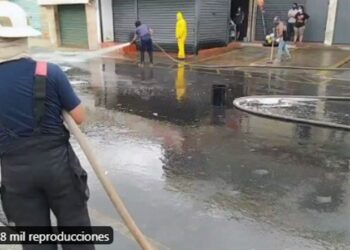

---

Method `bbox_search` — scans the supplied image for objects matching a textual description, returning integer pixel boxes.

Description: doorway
[230,0,250,41]
[58,5,88,48]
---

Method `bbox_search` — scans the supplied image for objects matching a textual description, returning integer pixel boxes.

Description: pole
[269,28,275,63]
[260,7,267,37]
[63,112,155,250]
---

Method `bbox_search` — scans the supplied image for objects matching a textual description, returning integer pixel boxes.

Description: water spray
[84,43,131,58]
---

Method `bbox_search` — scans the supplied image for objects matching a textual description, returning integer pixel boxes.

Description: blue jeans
[140,38,153,64]
[277,40,291,60]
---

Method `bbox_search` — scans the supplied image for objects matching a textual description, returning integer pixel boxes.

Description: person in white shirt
[287,3,299,41]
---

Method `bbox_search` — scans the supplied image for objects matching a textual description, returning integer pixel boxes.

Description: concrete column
[246,0,254,42]
[100,0,114,42]
[43,5,59,47]
[324,0,338,45]
[86,0,100,50]
[251,0,257,42]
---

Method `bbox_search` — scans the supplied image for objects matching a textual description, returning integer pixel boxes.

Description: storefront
[38,0,99,49]
[104,0,230,53]
[57,4,89,47]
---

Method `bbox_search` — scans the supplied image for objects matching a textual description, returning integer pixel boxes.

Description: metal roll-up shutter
[255,0,306,41]
[303,0,328,42]
[197,0,230,50]
[58,5,88,48]
[138,0,196,53]
[11,0,42,31]
[334,0,350,44]
[112,0,137,43]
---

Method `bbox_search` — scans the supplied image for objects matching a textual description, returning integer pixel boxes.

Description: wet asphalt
[31,51,350,250]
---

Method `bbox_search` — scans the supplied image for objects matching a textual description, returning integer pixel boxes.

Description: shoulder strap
[34,61,48,127]
[35,61,48,77]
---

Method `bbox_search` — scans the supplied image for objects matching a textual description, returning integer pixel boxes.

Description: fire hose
[63,111,155,250]
[233,96,350,131]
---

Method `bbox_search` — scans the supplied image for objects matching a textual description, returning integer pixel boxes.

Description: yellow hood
[177,12,184,21]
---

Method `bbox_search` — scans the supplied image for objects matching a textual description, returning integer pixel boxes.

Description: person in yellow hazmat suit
[176,12,187,59]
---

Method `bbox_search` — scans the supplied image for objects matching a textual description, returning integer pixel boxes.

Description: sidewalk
[112,45,350,70]
[101,40,350,69]
[250,47,350,68]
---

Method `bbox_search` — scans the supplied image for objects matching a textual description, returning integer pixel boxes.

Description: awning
[37,0,89,5]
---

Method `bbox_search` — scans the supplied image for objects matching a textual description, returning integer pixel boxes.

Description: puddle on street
[63,58,350,249]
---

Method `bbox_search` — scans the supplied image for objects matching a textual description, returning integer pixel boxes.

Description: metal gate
[255,0,306,41]
[137,0,196,52]
[197,0,230,50]
[303,0,328,42]
[334,0,350,44]
[11,0,41,31]
[58,5,88,48]
[112,0,137,43]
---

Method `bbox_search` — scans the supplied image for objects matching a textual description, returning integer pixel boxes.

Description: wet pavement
[30,48,350,249]
[193,46,350,69]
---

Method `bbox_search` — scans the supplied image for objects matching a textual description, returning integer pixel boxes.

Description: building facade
[4,0,349,49]
[38,0,100,49]
[4,0,100,49]
[100,0,350,54]
[101,0,231,53]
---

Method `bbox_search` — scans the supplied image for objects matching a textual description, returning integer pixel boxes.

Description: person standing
[274,16,291,63]
[229,19,236,41]
[234,6,245,41]
[131,20,154,67]
[0,2,93,250]
[287,3,299,41]
[294,6,310,43]
[176,12,187,60]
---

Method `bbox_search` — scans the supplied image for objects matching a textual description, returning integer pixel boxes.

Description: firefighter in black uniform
[0,2,94,249]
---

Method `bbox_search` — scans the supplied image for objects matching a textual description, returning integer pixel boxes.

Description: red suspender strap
[35,61,48,77]
[33,61,48,127]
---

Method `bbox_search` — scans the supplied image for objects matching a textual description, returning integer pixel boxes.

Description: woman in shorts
[294,6,310,43]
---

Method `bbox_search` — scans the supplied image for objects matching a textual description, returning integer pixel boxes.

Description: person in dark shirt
[234,6,245,41]
[294,5,310,43]
[0,59,81,143]
[0,2,93,250]
[131,20,154,67]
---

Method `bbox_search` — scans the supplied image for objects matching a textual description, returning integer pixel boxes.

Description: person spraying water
[131,20,154,67]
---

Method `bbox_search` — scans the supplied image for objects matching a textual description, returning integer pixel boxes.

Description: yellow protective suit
[176,12,187,59]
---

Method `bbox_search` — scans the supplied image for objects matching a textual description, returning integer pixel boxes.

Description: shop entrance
[230,0,250,41]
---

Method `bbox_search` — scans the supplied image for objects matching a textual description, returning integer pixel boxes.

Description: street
[2,0,350,249]
[31,47,350,249]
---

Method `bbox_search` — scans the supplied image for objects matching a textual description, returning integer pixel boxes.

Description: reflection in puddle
[176,63,187,102]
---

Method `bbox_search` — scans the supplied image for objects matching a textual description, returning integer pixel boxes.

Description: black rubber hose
[233,96,350,131]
